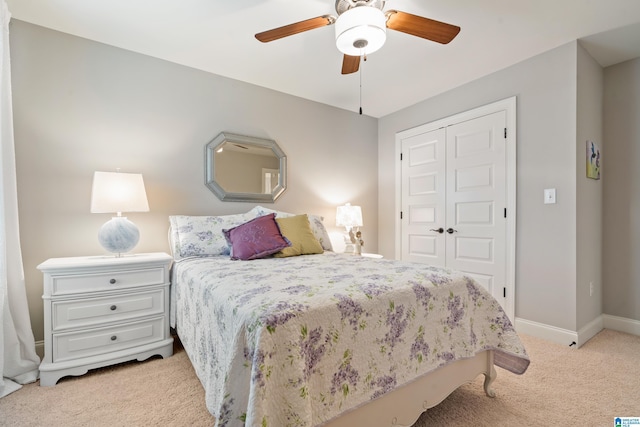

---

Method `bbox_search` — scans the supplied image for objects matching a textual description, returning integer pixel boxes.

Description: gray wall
[576,43,604,330]
[378,42,590,332]
[10,20,379,343]
[603,57,640,321]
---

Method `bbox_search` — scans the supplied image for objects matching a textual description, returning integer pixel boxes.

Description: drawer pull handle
[110,305,117,311]
[109,278,116,284]
[110,335,117,341]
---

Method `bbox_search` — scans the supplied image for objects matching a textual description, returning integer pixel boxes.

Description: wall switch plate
[544,188,556,204]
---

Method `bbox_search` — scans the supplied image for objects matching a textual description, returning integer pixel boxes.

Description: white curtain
[0,0,40,398]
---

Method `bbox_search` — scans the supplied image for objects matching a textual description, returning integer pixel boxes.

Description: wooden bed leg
[483,351,497,398]
[483,366,497,398]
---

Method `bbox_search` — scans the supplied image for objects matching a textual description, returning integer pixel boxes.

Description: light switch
[544,188,556,204]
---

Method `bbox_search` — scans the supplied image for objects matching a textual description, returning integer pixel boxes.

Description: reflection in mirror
[205,132,287,202]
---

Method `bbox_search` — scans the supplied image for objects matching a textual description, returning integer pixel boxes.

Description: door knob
[446,228,458,234]
[430,228,444,234]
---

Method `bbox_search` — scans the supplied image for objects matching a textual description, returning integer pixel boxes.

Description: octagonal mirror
[205,132,287,203]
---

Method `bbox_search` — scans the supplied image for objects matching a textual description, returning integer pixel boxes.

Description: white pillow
[169,212,258,259]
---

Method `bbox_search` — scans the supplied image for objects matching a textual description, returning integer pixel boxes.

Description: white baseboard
[516,314,639,348]
[577,316,604,347]
[515,317,579,347]
[603,314,640,336]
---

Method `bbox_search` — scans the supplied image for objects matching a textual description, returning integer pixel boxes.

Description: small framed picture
[586,141,600,180]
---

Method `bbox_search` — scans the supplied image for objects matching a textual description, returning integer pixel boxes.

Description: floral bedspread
[171,252,529,427]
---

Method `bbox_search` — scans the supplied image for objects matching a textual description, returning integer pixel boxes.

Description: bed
[168,207,529,427]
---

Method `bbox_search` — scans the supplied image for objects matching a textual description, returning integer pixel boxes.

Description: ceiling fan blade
[385,10,460,44]
[341,55,360,75]
[255,16,335,43]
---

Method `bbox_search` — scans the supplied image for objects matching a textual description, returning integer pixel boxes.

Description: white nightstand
[37,252,174,386]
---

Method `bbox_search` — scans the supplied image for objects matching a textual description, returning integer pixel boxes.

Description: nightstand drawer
[52,289,165,331]
[52,267,166,295]
[53,317,165,363]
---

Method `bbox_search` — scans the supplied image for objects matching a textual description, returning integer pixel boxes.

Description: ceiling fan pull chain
[359,61,362,115]
[359,52,364,115]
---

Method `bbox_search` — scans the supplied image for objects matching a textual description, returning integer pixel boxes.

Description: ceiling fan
[255,0,461,75]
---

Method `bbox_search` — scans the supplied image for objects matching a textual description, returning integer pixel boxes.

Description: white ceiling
[7,0,640,118]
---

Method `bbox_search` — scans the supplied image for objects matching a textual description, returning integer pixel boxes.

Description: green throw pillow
[274,214,324,257]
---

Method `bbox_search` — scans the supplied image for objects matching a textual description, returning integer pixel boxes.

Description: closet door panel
[401,128,446,265]
[446,111,507,299]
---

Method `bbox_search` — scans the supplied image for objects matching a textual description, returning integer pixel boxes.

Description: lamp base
[344,243,362,255]
[344,243,356,254]
[97,217,140,256]
[343,229,363,255]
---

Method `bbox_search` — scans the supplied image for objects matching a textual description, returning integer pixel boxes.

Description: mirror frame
[205,132,287,203]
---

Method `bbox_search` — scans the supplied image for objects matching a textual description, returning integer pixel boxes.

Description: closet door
[445,111,507,300]
[400,111,509,307]
[401,128,446,265]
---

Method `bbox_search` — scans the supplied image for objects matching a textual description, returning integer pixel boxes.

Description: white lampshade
[335,7,387,56]
[91,171,149,214]
[90,171,149,256]
[336,203,363,230]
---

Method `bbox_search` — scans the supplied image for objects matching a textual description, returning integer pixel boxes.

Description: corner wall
[603,57,640,324]
[576,43,604,332]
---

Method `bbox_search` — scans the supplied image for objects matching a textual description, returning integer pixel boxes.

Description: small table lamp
[336,203,364,255]
[90,171,149,256]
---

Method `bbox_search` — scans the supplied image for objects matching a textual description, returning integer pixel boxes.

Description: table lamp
[336,203,363,254]
[90,171,149,256]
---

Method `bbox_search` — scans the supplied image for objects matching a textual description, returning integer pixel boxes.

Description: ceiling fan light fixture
[335,7,387,56]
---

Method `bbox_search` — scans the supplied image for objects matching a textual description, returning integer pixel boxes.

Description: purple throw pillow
[223,213,291,260]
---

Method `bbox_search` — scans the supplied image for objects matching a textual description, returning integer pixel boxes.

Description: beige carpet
[1,329,638,426]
